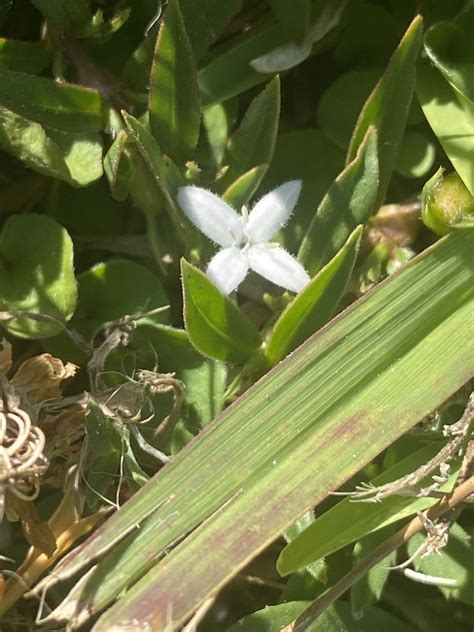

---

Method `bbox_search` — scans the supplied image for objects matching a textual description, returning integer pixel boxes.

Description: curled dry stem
[0,377,48,519]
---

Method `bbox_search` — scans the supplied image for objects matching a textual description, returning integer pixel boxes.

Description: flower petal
[247,180,302,243]
[248,244,310,292]
[178,186,241,247]
[206,247,249,295]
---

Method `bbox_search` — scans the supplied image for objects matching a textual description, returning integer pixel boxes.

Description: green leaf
[0,214,77,338]
[395,131,435,179]
[269,0,311,42]
[149,0,200,163]
[222,165,268,210]
[0,70,103,132]
[416,59,474,196]
[424,16,474,104]
[347,15,423,206]
[227,600,416,632]
[0,38,51,73]
[44,259,169,363]
[77,260,168,328]
[0,106,103,186]
[103,129,132,201]
[131,323,227,444]
[181,259,262,363]
[298,127,378,275]
[198,24,285,106]
[45,231,473,629]
[350,526,397,615]
[31,0,91,32]
[317,69,381,149]
[266,226,362,366]
[84,401,124,510]
[407,522,474,606]
[219,77,280,192]
[201,102,232,167]
[180,0,241,60]
[277,441,459,575]
[259,130,344,252]
[123,112,183,224]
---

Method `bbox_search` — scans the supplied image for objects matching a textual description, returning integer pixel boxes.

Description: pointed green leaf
[0,70,103,132]
[259,130,344,252]
[347,15,423,206]
[149,0,200,163]
[222,165,268,210]
[0,214,77,338]
[103,129,132,201]
[123,112,184,226]
[227,600,416,632]
[416,59,474,196]
[266,226,362,366]
[181,259,261,363]
[299,127,378,275]
[219,77,280,191]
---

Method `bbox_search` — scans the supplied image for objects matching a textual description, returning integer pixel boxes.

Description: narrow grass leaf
[44,232,473,629]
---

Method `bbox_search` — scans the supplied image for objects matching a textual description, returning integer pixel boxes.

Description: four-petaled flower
[177,181,310,295]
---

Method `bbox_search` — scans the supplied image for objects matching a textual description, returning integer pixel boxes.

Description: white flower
[178,181,310,295]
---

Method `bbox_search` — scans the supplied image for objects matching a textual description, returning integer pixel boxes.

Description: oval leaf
[181,258,261,363]
[0,214,77,338]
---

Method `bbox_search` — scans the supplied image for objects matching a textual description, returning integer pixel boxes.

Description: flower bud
[422,168,474,235]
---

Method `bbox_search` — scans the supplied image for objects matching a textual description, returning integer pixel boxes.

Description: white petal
[206,247,249,295]
[248,244,310,293]
[247,181,302,243]
[178,186,241,247]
